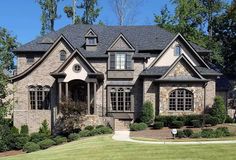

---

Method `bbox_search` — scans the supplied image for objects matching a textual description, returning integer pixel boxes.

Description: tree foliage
[140,101,154,125]
[37,0,60,35]
[0,27,17,119]
[210,96,226,123]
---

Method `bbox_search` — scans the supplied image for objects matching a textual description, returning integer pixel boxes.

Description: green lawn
[2,135,236,160]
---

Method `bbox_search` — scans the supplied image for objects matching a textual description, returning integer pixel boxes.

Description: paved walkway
[112,131,236,144]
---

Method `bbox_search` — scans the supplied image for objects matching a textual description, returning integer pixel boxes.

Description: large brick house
[11,24,221,132]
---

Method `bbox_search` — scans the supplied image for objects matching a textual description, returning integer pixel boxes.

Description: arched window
[29,85,51,110]
[169,89,193,111]
[60,50,66,61]
[175,45,181,56]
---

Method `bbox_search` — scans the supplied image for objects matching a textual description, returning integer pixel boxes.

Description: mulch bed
[0,150,24,158]
[130,124,236,140]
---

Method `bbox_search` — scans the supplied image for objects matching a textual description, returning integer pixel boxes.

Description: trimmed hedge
[191,120,202,128]
[15,135,29,150]
[190,132,201,138]
[171,121,184,128]
[130,123,148,131]
[176,130,185,138]
[30,133,49,143]
[53,136,67,145]
[37,139,56,149]
[84,125,94,131]
[205,116,219,126]
[79,130,91,137]
[153,122,164,129]
[68,133,80,142]
[183,129,193,137]
[23,142,40,153]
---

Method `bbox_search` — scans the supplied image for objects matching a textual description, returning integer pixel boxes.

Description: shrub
[68,133,80,142]
[184,115,203,126]
[23,142,40,153]
[96,125,105,129]
[183,129,193,137]
[153,122,164,129]
[155,116,178,127]
[84,125,94,131]
[97,127,113,134]
[30,133,48,143]
[140,101,154,125]
[130,123,148,131]
[39,120,51,136]
[79,130,91,137]
[171,121,184,128]
[205,116,219,126]
[15,135,30,150]
[38,139,56,149]
[190,132,201,138]
[216,127,230,137]
[210,96,226,124]
[53,136,67,145]
[11,126,19,134]
[20,125,29,135]
[225,115,234,123]
[191,120,202,128]
[201,129,215,138]
[0,140,8,152]
[89,129,102,136]
[176,130,185,138]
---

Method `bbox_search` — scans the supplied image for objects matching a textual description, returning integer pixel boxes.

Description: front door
[69,80,87,102]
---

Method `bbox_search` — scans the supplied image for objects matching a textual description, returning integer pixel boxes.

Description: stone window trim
[60,50,66,61]
[28,85,51,110]
[108,52,134,70]
[174,44,182,56]
[107,86,134,112]
[168,88,194,112]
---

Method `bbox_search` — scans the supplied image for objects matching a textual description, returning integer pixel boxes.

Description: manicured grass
[2,135,236,160]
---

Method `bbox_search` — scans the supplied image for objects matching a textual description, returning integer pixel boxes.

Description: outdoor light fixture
[171,129,177,139]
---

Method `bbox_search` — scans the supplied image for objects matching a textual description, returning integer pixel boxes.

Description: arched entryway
[68,80,87,102]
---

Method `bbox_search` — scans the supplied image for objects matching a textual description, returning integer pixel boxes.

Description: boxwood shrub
[96,127,113,134]
[15,135,30,150]
[183,129,193,137]
[171,121,184,128]
[153,122,164,129]
[176,130,185,138]
[37,139,56,149]
[190,132,201,138]
[201,129,215,138]
[53,136,67,145]
[68,133,80,142]
[205,116,219,126]
[130,123,148,131]
[0,140,8,152]
[23,142,40,153]
[191,120,202,128]
[79,130,91,137]
[30,133,49,143]
[84,125,94,131]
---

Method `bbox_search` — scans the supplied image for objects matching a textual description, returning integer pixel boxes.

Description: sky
[0,0,173,44]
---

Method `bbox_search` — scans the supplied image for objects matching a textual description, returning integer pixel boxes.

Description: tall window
[110,87,132,112]
[175,45,181,56]
[29,85,51,110]
[110,52,132,70]
[60,50,66,61]
[169,89,193,111]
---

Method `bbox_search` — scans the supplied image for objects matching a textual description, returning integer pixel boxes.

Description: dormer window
[175,45,181,56]
[86,37,97,46]
[85,28,98,51]
[60,50,66,61]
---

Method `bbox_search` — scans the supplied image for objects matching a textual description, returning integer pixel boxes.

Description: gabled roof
[160,54,205,80]
[13,24,210,58]
[85,28,97,37]
[51,49,98,75]
[11,34,74,82]
[107,33,135,51]
[148,33,210,69]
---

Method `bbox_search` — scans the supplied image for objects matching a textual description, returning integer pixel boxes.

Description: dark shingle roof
[14,24,210,57]
[141,66,221,76]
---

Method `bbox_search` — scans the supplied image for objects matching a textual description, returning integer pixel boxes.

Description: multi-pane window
[29,85,51,110]
[110,52,132,70]
[169,89,193,111]
[110,87,132,112]
[60,50,66,61]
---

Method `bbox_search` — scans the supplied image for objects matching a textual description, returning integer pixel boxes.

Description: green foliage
[0,140,8,152]
[68,133,80,142]
[140,101,154,125]
[201,129,215,138]
[23,142,40,153]
[15,135,29,150]
[225,115,234,123]
[205,116,219,126]
[53,136,67,145]
[39,120,51,136]
[37,139,56,149]
[190,132,201,138]
[79,130,91,137]
[96,125,105,129]
[20,125,29,135]
[215,127,230,136]
[183,129,194,137]
[11,126,19,135]
[171,121,184,128]
[210,96,226,123]
[96,127,113,134]
[153,122,164,129]
[191,120,202,128]
[84,125,94,131]
[30,133,48,143]
[176,130,185,138]
[130,123,148,131]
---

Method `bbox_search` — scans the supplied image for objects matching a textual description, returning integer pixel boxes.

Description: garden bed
[0,150,24,158]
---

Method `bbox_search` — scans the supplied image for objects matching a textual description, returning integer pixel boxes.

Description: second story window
[110,52,132,70]
[87,38,96,45]
[60,50,66,61]
[26,55,34,64]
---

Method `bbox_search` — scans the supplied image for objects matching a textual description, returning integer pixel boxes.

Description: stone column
[59,82,62,103]
[87,82,90,115]
[65,82,68,100]
[94,82,97,115]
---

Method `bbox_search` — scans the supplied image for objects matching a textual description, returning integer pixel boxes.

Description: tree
[64,0,101,25]
[112,0,143,26]
[210,96,226,123]
[37,0,60,35]
[0,27,17,119]
[140,101,154,125]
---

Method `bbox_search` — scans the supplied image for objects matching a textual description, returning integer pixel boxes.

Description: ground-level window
[29,85,50,110]
[169,89,193,111]
[110,87,132,112]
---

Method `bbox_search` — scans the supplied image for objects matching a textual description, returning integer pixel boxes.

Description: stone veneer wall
[13,41,72,133]
[143,78,156,115]
[159,83,205,115]
[205,80,216,109]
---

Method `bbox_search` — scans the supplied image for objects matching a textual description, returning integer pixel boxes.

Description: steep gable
[108,34,135,51]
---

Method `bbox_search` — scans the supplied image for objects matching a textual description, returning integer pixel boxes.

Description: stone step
[114,119,131,131]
